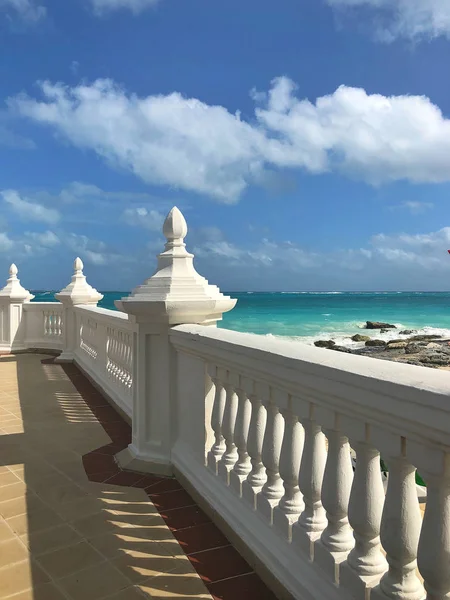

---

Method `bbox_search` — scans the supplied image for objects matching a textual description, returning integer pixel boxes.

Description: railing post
[0,264,34,353]
[115,207,236,476]
[55,258,103,362]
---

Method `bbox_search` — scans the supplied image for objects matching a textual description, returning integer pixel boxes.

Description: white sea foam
[265,325,450,348]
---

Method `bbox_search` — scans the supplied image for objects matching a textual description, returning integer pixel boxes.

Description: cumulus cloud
[24,230,60,247]
[326,0,450,41]
[191,225,450,290]
[90,0,160,15]
[0,232,14,252]
[123,207,165,231]
[10,77,450,202]
[0,0,46,22]
[2,190,60,224]
[389,201,434,215]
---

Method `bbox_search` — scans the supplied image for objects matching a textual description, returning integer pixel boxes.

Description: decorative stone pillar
[115,207,236,476]
[55,258,103,362]
[0,264,34,353]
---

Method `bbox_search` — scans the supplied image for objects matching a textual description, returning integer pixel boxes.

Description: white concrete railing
[169,324,450,600]
[73,306,136,418]
[23,302,64,350]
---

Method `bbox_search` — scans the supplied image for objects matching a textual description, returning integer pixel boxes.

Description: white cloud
[390,201,434,215]
[0,0,46,22]
[90,0,160,15]
[24,230,60,247]
[0,232,13,252]
[326,0,450,41]
[11,77,450,202]
[123,207,165,230]
[2,190,60,224]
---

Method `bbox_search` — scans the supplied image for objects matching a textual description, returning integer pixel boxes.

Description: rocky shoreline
[314,321,450,369]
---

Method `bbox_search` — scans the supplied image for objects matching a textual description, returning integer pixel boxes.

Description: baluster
[273,402,304,541]
[292,407,327,559]
[371,450,424,600]
[417,454,450,600]
[218,377,239,484]
[230,380,252,496]
[315,419,354,583]
[207,367,227,474]
[44,312,49,336]
[341,437,387,598]
[257,389,285,523]
[242,383,267,509]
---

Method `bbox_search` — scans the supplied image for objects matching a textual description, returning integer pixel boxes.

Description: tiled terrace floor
[0,354,277,600]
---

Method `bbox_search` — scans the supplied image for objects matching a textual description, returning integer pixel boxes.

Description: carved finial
[0,263,33,301]
[163,207,188,245]
[74,257,83,274]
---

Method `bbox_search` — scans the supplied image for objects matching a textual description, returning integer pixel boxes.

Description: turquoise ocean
[32,291,450,347]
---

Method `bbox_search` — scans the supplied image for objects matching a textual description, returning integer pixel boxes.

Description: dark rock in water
[351,334,371,342]
[405,343,423,355]
[366,321,396,330]
[332,345,352,353]
[365,339,387,347]
[314,340,336,349]
[386,341,407,350]
[410,334,442,341]
[400,330,416,335]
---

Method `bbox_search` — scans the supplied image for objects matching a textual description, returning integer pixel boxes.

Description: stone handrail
[169,324,450,600]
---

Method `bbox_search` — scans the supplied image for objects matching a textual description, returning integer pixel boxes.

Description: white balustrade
[5,208,450,600]
[22,302,64,350]
[257,388,285,523]
[218,375,239,484]
[242,381,267,508]
[169,324,450,600]
[73,306,136,418]
[230,379,252,495]
[207,366,227,473]
[293,409,328,559]
[273,401,304,540]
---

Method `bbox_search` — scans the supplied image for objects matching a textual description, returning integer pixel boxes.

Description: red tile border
[188,545,253,584]
[54,359,278,600]
[173,522,229,555]
[208,573,279,600]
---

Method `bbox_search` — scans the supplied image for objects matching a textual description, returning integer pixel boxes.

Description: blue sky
[1,0,450,291]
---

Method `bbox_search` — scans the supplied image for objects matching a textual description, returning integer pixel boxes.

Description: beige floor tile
[0,481,27,502]
[71,510,132,538]
[0,519,14,543]
[5,581,68,600]
[20,471,71,493]
[57,560,130,600]
[0,493,46,520]
[90,533,176,562]
[34,482,88,507]
[20,523,83,556]
[36,540,105,580]
[104,585,150,600]
[111,549,189,585]
[0,471,21,488]
[0,537,29,569]
[7,506,64,536]
[0,559,50,598]
[54,495,108,522]
[138,573,212,599]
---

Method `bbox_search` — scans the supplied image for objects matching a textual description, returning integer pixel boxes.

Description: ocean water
[32,291,450,346]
